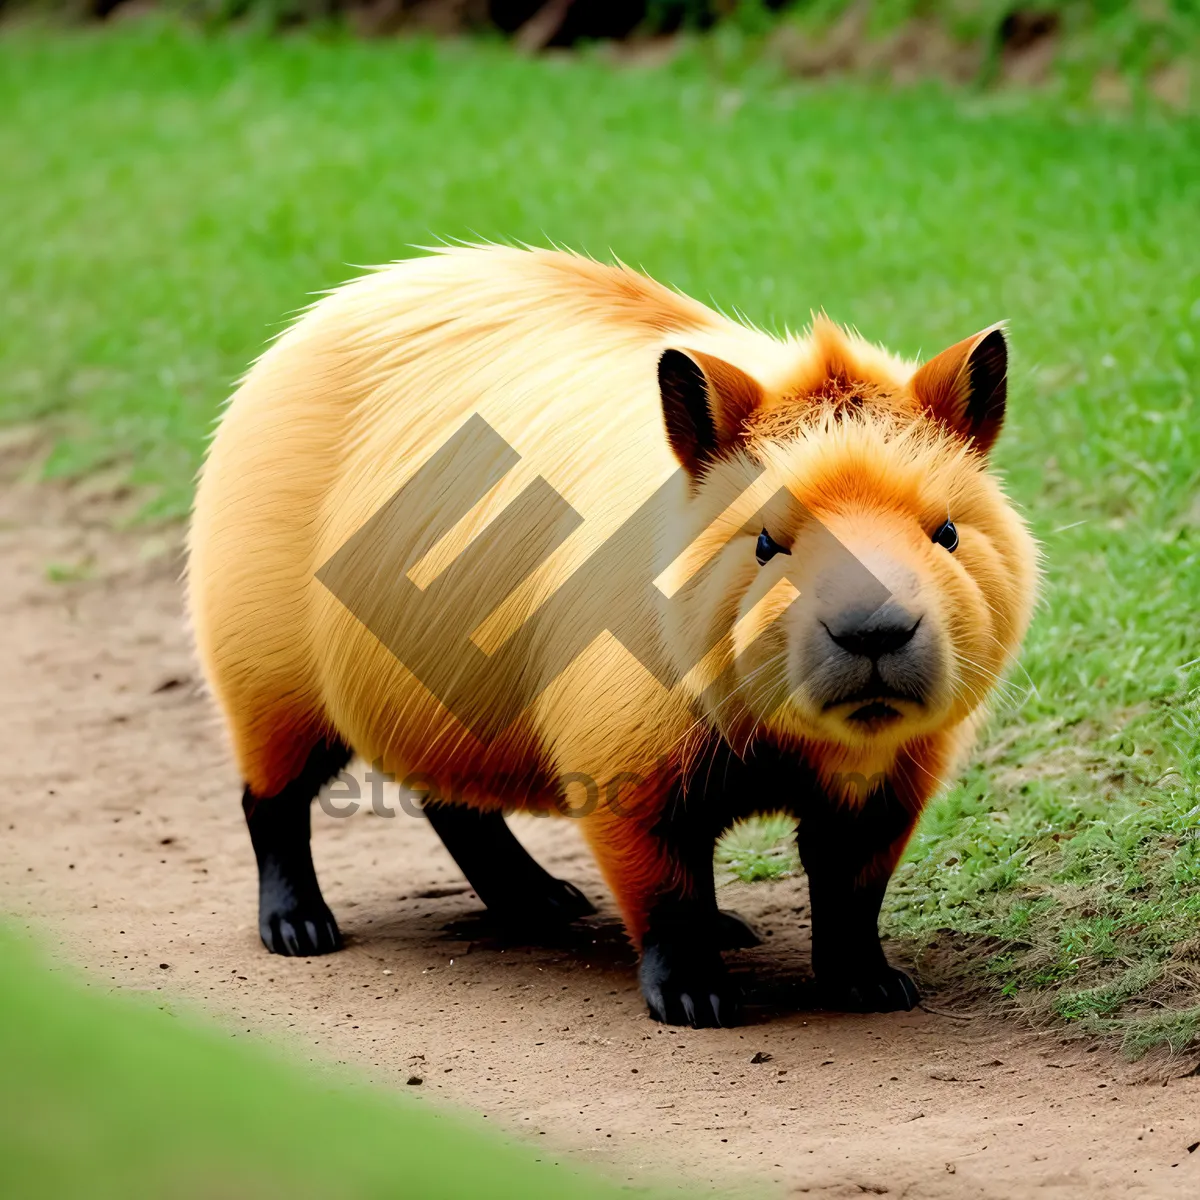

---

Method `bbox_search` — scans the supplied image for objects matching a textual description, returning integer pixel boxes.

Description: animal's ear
[909,325,1008,455]
[658,348,763,477]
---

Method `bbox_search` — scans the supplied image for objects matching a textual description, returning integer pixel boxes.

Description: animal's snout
[800,594,942,726]
[823,606,922,661]
[798,557,944,722]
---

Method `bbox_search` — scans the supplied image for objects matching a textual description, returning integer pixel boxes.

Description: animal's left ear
[658,348,764,478]
[909,325,1008,455]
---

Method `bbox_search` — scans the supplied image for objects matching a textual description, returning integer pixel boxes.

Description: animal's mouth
[822,681,925,714]
[844,700,905,729]
[824,679,924,731]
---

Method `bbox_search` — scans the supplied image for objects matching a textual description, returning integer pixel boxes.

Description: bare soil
[3,467,1200,1199]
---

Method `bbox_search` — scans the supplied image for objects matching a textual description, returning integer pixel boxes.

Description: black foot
[490,876,596,931]
[715,908,761,949]
[640,943,741,1028]
[243,744,349,959]
[820,964,919,1012]
[260,900,343,957]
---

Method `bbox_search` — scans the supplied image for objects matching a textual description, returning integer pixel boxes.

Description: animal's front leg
[797,785,921,1012]
[581,798,738,1028]
[640,886,739,1029]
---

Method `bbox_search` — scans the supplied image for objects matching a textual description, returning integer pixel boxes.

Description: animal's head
[658,319,1039,772]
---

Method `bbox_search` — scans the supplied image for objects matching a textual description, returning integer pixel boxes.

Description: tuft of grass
[716,813,798,883]
[44,558,94,583]
[1,26,1197,1053]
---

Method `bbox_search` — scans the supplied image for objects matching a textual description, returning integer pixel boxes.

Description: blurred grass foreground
[0,927,645,1199]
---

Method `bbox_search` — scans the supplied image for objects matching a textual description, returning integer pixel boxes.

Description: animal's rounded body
[188,246,1038,1025]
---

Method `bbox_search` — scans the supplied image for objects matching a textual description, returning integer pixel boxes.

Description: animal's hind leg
[424,804,595,929]
[715,910,762,949]
[244,738,351,957]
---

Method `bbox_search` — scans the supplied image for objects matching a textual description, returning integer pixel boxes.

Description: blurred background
[8,0,1198,86]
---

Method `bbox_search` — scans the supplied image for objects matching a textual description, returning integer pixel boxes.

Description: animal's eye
[756,529,790,566]
[932,520,959,552]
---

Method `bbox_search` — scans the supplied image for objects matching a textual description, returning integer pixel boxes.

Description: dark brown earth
[3,464,1200,1198]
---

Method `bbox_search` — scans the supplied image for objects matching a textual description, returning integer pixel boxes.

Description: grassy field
[0,24,1197,1055]
[0,927,646,1198]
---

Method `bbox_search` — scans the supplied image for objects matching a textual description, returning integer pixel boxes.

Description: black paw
[260,904,343,957]
[715,908,762,949]
[492,876,595,930]
[819,964,919,1012]
[639,942,741,1028]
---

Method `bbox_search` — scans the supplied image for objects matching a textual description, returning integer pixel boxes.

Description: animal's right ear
[909,325,1008,455]
[658,348,763,478]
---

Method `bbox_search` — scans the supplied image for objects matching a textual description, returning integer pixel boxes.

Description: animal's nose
[825,606,921,660]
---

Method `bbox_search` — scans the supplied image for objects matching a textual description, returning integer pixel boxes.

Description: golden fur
[188,246,1038,941]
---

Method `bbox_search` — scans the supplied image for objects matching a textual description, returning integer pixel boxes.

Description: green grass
[716,813,799,883]
[0,927,648,1198]
[1,24,1197,1054]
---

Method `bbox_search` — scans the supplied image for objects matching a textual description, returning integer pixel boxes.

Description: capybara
[187,246,1038,1026]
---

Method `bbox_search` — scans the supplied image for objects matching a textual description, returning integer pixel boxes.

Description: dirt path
[3,469,1200,1200]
